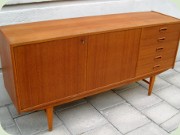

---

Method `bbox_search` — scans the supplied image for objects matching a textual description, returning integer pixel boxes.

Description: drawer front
[137,57,175,76]
[137,45,178,76]
[138,40,178,64]
[141,32,179,46]
[153,58,175,71]
[141,23,180,38]
[136,23,180,76]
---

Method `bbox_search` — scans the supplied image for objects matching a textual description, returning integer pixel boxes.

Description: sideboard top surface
[0,11,180,46]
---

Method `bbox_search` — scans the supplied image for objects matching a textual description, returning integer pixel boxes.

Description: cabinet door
[13,36,87,110]
[86,29,141,91]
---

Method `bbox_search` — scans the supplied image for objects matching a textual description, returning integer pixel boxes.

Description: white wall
[6,0,55,5]
[0,0,180,107]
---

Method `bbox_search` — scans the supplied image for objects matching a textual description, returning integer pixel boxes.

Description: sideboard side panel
[0,32,19,110]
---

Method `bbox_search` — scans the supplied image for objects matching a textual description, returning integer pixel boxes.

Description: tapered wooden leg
[148,76,156,96]
[46,107,53,131]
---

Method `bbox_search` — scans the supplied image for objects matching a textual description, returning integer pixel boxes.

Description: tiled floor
[1,61,180,135]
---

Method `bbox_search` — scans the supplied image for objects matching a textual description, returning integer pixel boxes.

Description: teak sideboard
[0,12,180,131]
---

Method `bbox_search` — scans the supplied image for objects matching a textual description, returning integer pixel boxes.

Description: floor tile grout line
[54,111,74,135]
[112,83,140,94]
[7,104,35,119]
[97,101,126,112]
[151,121,171,134]
[85,100,124,135]
[137,79,172,94]
[128,79,180,112]
[159,112,180,133]
[123,121,170,135]
[140,101,179,133]
[0,103,13,109]
[113,90,175,134]
[138,83,180,111]
[174,69,180,73]
[124,122,152,135]
[0,106,22,135]
[140,100,179,124]
[14,111,62,135]
[114,84,140,92]
[113,86,164,112]
[78,123,114,135]
[54,100,87,112]
[158,70,180,89]
[14,114,52,135]
[6,106,22,135]
[14,118,24,135]
[94,91,155,135]
[159,75,180,88]
[52,86,142,135]
[54,99,104,135]
[147,73,180,111]
[151,86,180,111]
[85,90,127,111]
[113,82,180,133]
[151,84,173,94]
[53,100,89,135]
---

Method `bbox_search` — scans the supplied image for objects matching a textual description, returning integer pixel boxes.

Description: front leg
[148,76,156,96]
[46,107,54,131]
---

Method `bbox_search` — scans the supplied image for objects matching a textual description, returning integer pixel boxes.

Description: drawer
[136,41,178,76]
[138,47,177,66]
[153,58,175,72]
[136,58,175,76]
[138,41,179,63]
[141,32,180,46]
[154,49,176,63]
[155,40,179,50]
[137,50,176,67]
[141,23,180,38]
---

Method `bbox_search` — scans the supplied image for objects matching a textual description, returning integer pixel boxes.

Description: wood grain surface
[0,12,180,46]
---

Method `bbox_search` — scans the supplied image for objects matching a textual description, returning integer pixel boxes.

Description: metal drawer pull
[158,37,166,42]
[156,47,164,52]
[154,56,162,60]
[159,27,167,32]
[153,65,160,69]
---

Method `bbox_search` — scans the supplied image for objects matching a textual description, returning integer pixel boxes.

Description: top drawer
[142,23,180,38]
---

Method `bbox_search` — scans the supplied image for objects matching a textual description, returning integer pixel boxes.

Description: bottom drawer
[136,57,175,76]
[153,58,175,71]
